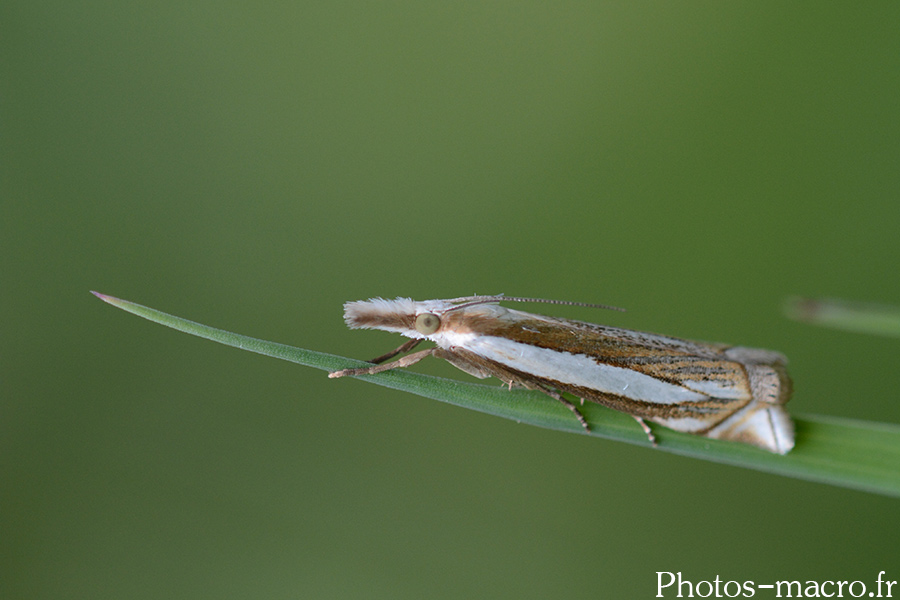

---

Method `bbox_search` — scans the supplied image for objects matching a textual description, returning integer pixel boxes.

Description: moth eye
[414,313,441,335]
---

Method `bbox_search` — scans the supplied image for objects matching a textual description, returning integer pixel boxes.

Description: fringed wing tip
[708,406,795,454]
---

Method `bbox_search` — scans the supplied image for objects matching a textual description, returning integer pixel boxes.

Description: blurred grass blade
[93,292,900,498]
[785,297,900,338]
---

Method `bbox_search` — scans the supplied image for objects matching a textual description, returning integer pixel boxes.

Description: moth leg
[368,338,422,365]
[536,386,590,432]
[329,348,436,378]
[434,347,592,431]
[633,417,657,446]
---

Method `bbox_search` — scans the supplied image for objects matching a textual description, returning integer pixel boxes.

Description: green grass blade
[785,297,900,338]
[93,292,900,498]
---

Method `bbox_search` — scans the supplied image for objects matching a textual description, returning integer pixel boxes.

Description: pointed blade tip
[91,291,119,304]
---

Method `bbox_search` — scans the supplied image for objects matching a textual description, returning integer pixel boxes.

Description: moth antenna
[446,295,626,313]
[503,297,627,312]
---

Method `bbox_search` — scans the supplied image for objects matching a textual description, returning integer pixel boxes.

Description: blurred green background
[4,2,900,598]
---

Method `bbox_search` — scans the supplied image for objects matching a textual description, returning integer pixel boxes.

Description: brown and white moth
[329,295,794,454]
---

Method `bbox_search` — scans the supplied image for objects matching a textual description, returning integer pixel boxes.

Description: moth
[328,295,794,454]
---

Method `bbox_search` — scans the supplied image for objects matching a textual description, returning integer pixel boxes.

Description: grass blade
[785,297,900,338]
[93,292,900,498]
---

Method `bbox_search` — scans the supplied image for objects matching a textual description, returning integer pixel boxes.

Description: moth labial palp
[328,295,795,454]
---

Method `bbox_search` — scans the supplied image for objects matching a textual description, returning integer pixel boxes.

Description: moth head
[342,294,623,338]
[342,297,456,338]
